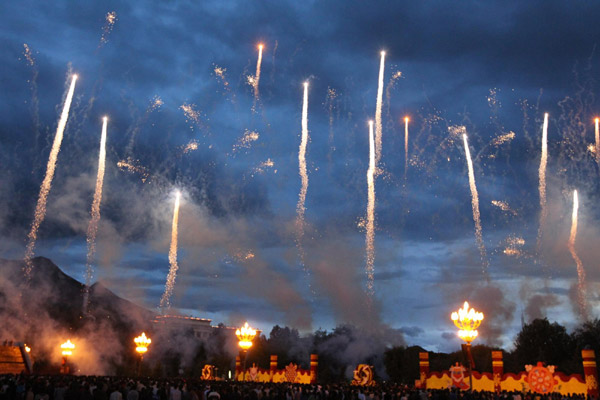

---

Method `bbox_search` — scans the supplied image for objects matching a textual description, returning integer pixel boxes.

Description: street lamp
[451,301,484,391]
[60,340,75,374]
[134,332,151,376]
[236,322,257,381]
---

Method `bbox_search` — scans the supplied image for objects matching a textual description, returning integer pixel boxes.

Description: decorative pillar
[310,354,318,383]
[492,351,504,393]
[270,355,278,382]
[419,352,430,389]
[582,350,599,397]
[235,355,241,381]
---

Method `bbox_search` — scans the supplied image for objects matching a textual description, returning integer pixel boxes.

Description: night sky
[2,1,600,352]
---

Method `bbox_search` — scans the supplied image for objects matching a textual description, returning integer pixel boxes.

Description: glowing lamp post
[134,332,151,376]
[451,301,484,391]
[60,340,75,374]
[236,322,257,381]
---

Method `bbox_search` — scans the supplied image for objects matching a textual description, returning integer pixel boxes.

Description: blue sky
[2,1,600,352]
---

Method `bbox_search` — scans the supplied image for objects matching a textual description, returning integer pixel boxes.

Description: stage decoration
[201,364,215,380]
[526,362,557,394]
[285,363,298,383]
[450,362,470,390]
[352,364,375,386]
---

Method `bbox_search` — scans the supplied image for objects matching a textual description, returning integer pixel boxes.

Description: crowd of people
[0,375,594,400]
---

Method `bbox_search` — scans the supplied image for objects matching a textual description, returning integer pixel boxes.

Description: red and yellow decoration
[201,364,215,380]
[235,354,317,384]
[352,364,375,386]
[526,362,557,394]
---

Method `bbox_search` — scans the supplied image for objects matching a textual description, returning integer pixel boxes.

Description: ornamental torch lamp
[451,301,484,391]
[236,322,257,382]
[60,340,75,374]
[134,332,151,376]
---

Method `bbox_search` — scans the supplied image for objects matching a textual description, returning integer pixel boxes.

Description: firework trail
[462,133,489,278]
[374,51,385,167]
[595,118,599,165]
[252,158,275,176]
[159,191,181,312]
[491,131,515,147]
[366,120,376,297]
[83,117,108,314]
[536,113,549,254]
[23,74,78,278]
[326,88,338,148]
[568,190,588,320]
[22,44,40,144]
[404,117,409,179]
[98,11,117,47]
[296,82,310,282]
[250,44,263,113]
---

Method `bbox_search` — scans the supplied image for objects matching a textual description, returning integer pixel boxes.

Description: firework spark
[182,140,199,154]
[463,133,489,278]
[296,82,310,277]
[23,44,35,66]
[159,191,182,312]
[374,51,385,167]
[22,44,40,142]
[83,117,108,314]
[252,158,275,175]
[180,103,201,129]
[233,130,259,153]
[24,74,78,278]
[492,131,515,146]
[568,190,588,320]
[366,120,376,297]
[536,113,549,254]
[503,235,525,257]
[491,200,517,215]
[117,159,150,183]
[99,11,117,47]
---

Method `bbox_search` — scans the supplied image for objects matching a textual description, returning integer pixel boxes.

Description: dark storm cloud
[2,0,600,349]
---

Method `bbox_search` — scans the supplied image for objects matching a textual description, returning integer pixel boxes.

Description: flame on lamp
[236,322,257,350]
[451,301,484,343]
[61,340,75,356]
[134,332,151,354]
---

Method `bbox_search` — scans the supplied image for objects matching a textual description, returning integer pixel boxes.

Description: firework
[99,11,117,47]
[375,51,385,166]
[404,117,409,178]
[180,103,202,129]
[117,159,150,183]
[232,130,259,153]
[296,82,310,276]
[491,131,515,146]
[251,43,263,112]
[463,133,489,278]
[594,118,600,165]
[83,117,108,314]
[159,191,182,312]
[24,74,78,278]
[491,200,517,216]
[182,139,199,154]
[568,190,588,320]
[252,158,276,175]
[366,120,376,297]
[536,113,549,254]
